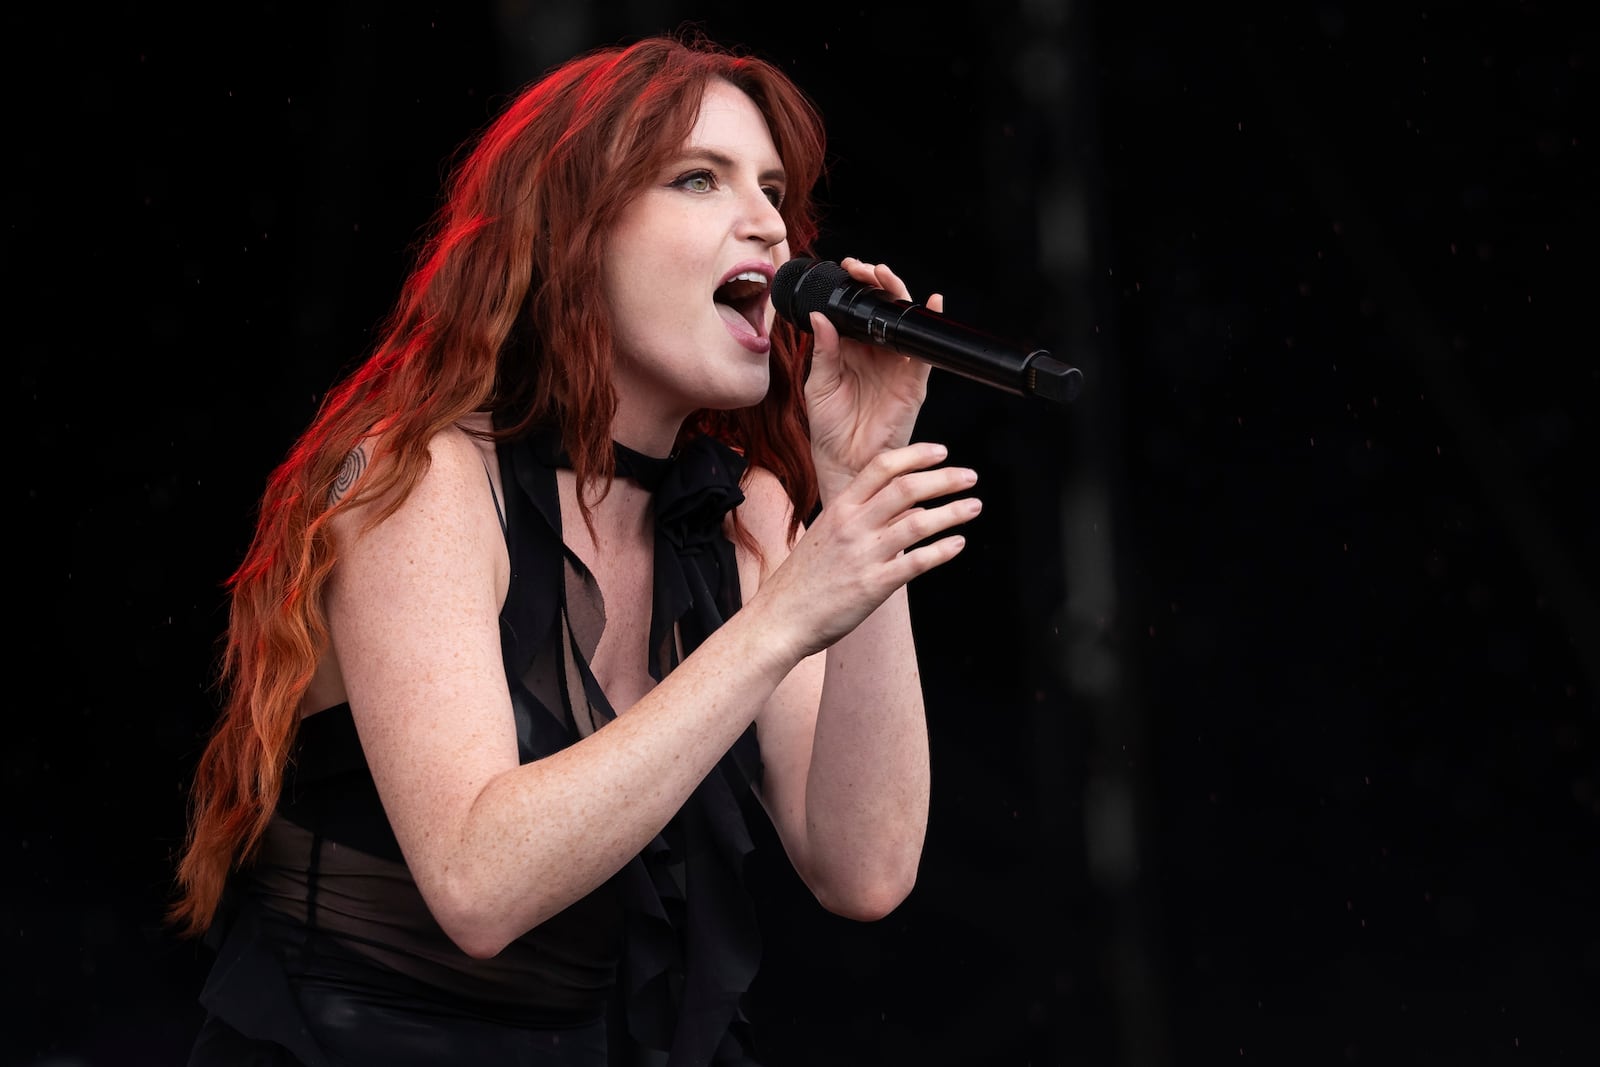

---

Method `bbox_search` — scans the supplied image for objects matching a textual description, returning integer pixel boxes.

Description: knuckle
[891,478,919,511]
[901,506,931,540]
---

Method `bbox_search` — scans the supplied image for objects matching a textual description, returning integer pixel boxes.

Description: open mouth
[713,271,770,337]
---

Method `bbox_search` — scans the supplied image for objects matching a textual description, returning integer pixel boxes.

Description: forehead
[681,79,778,159]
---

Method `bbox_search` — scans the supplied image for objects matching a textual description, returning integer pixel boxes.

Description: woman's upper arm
[735,469,826,878]
[324,428,516,921]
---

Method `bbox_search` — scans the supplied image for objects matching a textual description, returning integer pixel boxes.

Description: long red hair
[170,31,827,938]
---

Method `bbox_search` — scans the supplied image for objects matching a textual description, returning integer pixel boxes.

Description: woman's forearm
[801,586,932,918]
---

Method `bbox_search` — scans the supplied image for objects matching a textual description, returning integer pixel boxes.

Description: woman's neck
[573,472,655,547]
[608,397,688,460]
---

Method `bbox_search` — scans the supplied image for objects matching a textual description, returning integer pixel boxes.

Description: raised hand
[751,440,980,660]
[803,258,941,501]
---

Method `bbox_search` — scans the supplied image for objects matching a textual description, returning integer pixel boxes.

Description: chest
[555,473,659,718]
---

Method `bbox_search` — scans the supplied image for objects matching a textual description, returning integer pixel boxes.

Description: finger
[871,262,910,301]
[882,531,969,585]
[861,464,978,523]
[838,252,902,294]
[926,291,944,315]
[839,258,923,306]
[833,442,953,506]
[887,495,983,549]
[805,310,842,388]
[808,308,840,354]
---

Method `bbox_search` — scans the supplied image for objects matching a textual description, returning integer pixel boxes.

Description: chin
[700,369,771,413]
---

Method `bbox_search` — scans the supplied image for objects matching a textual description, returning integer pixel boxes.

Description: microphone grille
[772,257,849,326]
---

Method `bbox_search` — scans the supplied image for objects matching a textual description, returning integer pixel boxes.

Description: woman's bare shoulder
[730,465,802,587]
[738,466,798,530]
[327,418,500,529]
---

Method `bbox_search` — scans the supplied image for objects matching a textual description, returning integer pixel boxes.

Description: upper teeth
[727,271,767,286]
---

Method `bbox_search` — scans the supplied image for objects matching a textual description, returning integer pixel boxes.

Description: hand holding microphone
[772,257,1083,405]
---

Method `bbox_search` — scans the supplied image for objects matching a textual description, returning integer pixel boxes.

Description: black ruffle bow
[642,436,746,682]
[651,437,747,553]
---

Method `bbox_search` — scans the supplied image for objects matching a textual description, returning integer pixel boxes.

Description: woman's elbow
[433,899,512,960]
[427,878,525,960]
[447,923,512,961]
[815,867,918,922]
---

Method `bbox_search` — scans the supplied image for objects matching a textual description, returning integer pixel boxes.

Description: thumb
[805,310,842,395]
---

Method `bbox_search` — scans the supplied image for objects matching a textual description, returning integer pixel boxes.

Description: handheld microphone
[771,257,1083,405]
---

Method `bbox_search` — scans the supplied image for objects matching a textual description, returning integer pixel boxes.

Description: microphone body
[772,257,1082,405]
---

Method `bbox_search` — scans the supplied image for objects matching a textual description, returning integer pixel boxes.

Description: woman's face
[602,78,791,449]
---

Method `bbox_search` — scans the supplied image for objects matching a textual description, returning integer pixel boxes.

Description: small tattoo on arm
[330,448,366,505]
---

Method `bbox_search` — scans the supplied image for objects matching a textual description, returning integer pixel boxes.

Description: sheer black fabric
[189,428,766,1066]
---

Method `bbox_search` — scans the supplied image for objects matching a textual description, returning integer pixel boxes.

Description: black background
[10,1,1596,1065]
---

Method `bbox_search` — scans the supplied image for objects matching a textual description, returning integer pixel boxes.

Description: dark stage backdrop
[11,1,1596,1065]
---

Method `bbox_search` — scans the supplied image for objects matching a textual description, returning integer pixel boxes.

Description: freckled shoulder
[327,419,497,512]
[732,466,802,582]
[740,464,799,527]
[451,413,504,511]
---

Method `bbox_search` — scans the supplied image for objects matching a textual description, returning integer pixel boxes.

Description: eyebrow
[675,148,786,185]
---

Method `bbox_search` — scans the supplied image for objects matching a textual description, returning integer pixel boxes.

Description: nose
[738,187,787,249]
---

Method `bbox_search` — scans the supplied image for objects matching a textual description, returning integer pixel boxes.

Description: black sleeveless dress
[188,430,766,1066]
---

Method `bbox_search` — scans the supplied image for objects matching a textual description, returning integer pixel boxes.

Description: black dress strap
[481,452,507,538]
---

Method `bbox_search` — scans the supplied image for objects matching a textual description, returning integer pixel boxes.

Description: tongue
[715,302,757,342]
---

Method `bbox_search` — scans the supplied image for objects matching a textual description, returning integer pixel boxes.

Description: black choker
[610,440,672,493]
